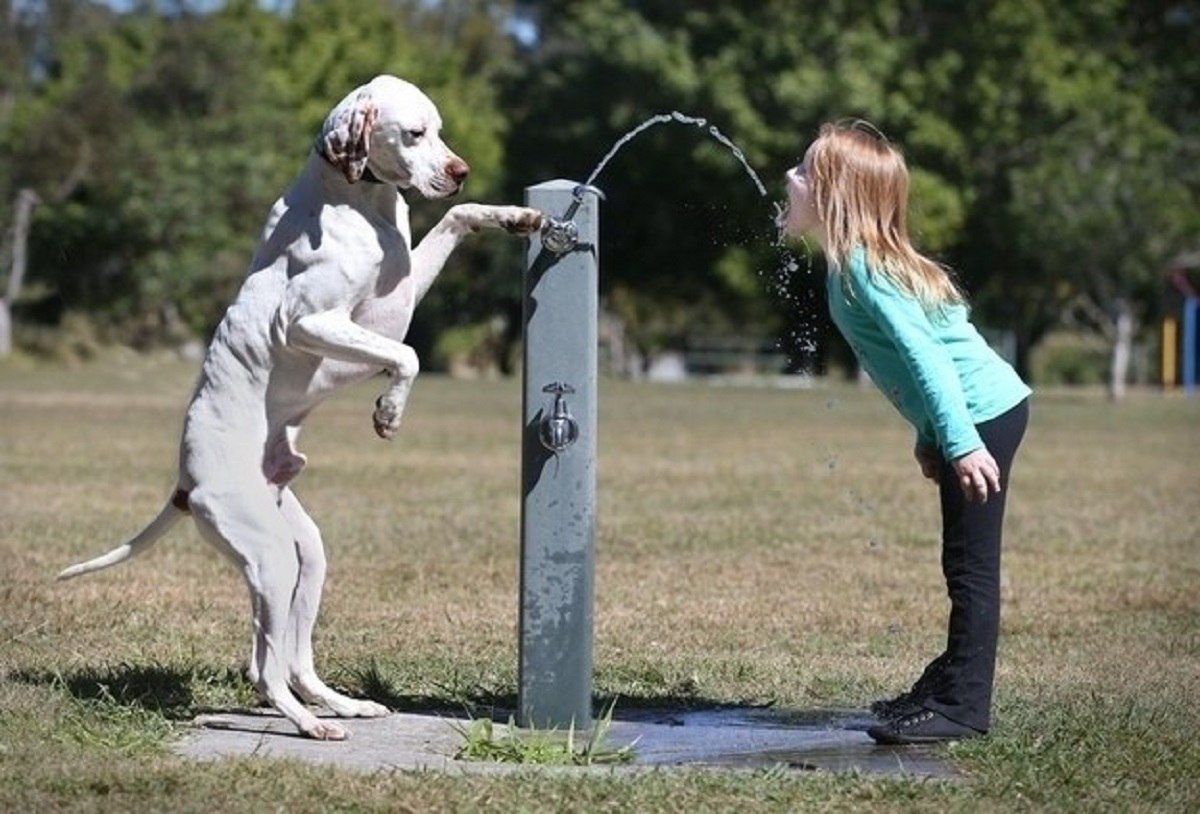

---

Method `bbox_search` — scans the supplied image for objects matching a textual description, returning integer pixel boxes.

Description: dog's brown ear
[320,89,379,184]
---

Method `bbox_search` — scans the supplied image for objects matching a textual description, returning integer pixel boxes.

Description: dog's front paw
[499,206,545,235]
[373,394,403,440]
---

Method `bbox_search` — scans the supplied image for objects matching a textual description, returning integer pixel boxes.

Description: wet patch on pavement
[609,706,959,777]
[175,705,960,778]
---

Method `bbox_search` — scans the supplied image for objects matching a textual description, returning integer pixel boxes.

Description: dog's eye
[406,129,426,141]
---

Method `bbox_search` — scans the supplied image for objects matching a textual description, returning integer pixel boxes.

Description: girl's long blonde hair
[807,121,963,310]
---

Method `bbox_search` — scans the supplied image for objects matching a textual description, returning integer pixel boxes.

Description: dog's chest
[351,247,416,341]
[365,192,413,292]
[368,226,413,298]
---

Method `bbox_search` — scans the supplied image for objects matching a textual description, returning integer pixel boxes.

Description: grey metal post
[518,180,599,729]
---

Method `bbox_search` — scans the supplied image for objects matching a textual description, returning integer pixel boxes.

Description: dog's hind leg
[190,485,349,740]
[278,489,390,718]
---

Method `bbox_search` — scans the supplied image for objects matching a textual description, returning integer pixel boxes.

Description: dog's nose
[446,158,470,184]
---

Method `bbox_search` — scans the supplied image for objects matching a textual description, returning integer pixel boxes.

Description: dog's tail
[57,489,190,581]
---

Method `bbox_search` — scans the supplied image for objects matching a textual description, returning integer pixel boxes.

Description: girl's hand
[913,444,941,482]
[951,448,1002,503]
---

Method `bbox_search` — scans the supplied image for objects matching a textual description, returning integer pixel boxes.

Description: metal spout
[540,216,579,255]
[539,183,605,255]
[538,382,579,453]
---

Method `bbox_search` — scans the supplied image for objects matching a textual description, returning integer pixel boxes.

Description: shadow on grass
[10,660,873,734]
[9,660,517,722]
[350,665,872,730]
[8,662,254,720]
[345,660,758,723]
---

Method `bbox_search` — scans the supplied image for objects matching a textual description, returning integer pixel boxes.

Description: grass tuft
[453,701,636,766]
[52,688,177,756]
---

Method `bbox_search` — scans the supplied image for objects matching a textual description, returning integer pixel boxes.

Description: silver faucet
[539,184,605,255]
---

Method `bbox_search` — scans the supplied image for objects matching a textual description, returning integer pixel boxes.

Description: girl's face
[780,146,820,240]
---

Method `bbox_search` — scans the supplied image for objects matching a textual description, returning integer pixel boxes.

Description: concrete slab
[177,710,486,774]
[174,706,958,778]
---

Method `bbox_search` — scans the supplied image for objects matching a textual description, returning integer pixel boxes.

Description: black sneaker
[870,653,950,718]
[870,690,926,719]
[867,708,985,745]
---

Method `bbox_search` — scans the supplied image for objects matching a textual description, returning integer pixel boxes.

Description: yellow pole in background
[1162,317,1178,388]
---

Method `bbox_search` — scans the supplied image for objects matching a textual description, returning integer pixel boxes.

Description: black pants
[923,399,1029,732]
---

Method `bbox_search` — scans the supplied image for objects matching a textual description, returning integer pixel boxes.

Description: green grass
[452,701,635,766]
[1,351,1198,811]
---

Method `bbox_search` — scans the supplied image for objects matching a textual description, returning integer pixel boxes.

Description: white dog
[57,75,543,740]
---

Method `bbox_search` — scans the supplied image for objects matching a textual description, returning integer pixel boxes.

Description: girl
[780,121,1030,745]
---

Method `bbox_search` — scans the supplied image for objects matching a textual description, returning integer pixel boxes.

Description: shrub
[1031,331,1108,386]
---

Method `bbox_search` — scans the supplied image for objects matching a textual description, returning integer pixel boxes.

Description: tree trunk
[0,188,40,358]
[0,300,10,357]
[1108,298,1134,401]
[599,306,630,377]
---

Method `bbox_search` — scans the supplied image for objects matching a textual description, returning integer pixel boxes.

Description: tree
[9,0,519,355]
[0,0,107,355]
[0,188,39,357]
[948,0,1200,390]
[22,3,299,345]
[1008,109,1197,398]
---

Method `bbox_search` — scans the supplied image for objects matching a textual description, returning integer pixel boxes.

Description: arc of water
[580,110,826,370]
[584,111,768,197]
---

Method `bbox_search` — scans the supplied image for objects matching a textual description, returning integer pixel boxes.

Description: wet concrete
[608,707,958,777]
[175,705,958,778]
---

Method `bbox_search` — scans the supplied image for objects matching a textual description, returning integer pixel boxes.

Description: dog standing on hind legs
[56,75,544,740]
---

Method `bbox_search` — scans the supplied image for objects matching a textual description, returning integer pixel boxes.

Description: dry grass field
[1,352,1198,811]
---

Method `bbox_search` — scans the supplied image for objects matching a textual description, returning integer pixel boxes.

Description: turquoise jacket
[827,250,1031,460]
